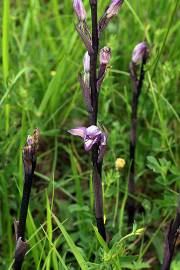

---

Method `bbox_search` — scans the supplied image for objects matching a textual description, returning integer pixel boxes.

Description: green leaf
[92,225,109,253]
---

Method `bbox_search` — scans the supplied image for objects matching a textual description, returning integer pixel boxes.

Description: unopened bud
[106,0,124,19]
[73,0,86,21]
[83,51,90,73]
[132,42,148,64]
[100,47,111,65]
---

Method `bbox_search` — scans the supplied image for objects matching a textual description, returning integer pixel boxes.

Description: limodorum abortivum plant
[68,0,124,241]
[127,42,149,225]
[162,194,180,270]
[13,129,40,270]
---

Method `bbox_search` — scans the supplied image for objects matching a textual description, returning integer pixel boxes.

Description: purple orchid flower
[106,0,124,18]
[68,125,107,162]
[73,0,87,21]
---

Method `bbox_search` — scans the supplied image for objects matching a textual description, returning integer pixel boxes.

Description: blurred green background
[0,0,180,269]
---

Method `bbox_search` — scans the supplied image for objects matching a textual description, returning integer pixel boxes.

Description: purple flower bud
[132,42,148,64]
[68,125,107,160]
[73,0,87,21]
[100,47,111,65]
[83,51,90,73]
[106,0,124,19]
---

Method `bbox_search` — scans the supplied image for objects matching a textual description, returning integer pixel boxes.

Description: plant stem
[13,150,36,270]
[128,59,146,225]
[18,162,36,241]
[162,193,180,270]
[89,0,106,241]
[89,0,98,125]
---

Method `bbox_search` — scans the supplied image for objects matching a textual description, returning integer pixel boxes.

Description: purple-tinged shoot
[106,0,124,18]
[83,51,90,73]
[132,42,148,65]
[73,0,87,21]
[68,125,107,162]
[23,129,40,175]
[100,47,111,65]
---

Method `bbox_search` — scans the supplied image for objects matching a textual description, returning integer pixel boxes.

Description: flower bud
[132,42,148,64]
[115,158,126,170]
[106,0,124,19]
[83,51,90,73]
[73,0,86,21]
[100,47,111,65]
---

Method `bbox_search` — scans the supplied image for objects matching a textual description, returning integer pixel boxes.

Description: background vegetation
[0,0,180,269]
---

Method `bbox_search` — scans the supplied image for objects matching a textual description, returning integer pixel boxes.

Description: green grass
[0,0,180,269]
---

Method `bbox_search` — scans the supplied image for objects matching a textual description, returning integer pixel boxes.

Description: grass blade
[52,214,88,270]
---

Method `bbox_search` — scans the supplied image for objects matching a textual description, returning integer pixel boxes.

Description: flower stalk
[128,42,148,225]
[162,194,180,270]
[13,129,39,270]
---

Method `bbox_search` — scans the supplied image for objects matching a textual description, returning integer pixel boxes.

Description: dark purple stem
[89,0,106,241]
[162,194,180,270]
[128,58,146,225]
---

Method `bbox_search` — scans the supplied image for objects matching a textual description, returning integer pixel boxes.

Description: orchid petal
[86,125,101,138]
[68,127,86,138]
[84,139,95,151]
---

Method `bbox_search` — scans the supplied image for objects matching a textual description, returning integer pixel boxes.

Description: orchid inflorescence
[69,0,124,240]
[70,0,123,146]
